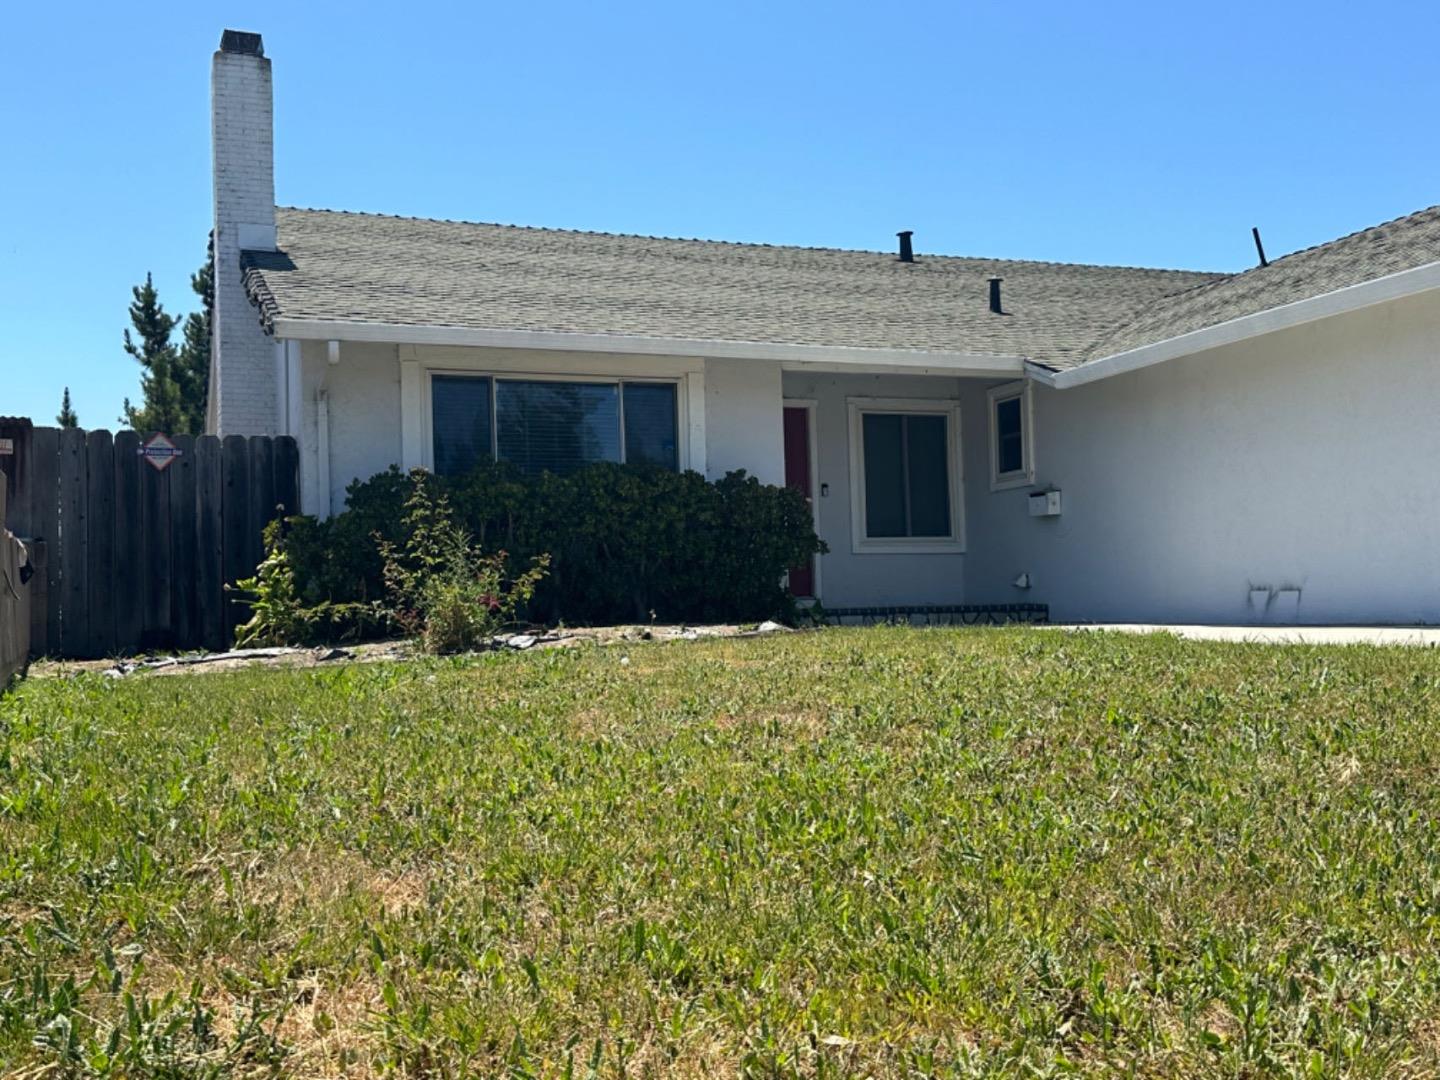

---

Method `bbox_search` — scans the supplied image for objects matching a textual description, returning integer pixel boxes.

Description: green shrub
[377,472,549,653]
[288,462,823,628]
[232,520,389,647]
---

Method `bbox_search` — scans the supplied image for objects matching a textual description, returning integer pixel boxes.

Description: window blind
[862,412,950,538]
[431,375,493,476]
[496,380,621,475]
[622,383,679,469]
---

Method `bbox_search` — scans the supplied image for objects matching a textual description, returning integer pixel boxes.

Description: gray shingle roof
[243,209,1221,367]
[241,203,1440,370]
[1084,203,1440,365]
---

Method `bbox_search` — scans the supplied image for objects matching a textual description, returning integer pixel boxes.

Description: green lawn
[4,628,1440,1077]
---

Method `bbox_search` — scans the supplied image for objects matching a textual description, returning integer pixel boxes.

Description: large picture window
[847,399,963,554]
[431,375,678,476]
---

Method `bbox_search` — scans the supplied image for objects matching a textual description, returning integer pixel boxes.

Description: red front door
[782,406,815,598]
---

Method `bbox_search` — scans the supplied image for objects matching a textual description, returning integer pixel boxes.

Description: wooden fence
[0,420,299,659]
[1,484,29,685]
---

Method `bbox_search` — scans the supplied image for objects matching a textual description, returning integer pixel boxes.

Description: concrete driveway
[1051,624,1440,647]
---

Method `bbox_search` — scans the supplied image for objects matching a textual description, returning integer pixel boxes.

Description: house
[208,30,1440,625]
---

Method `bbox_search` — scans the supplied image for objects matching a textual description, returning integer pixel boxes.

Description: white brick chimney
[208,29,278,435]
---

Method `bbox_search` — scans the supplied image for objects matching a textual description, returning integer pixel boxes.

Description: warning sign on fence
[138,432,182,472]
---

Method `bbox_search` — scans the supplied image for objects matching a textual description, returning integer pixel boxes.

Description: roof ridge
[1246,202,1440,274]
[1077,201,1440,363]
[273,204,1224,276]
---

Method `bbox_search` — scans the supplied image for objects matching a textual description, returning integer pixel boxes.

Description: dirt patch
[26,623,793,681]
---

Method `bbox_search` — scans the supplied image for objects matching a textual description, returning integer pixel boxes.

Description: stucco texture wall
[963,292,1440,624]
[297,340,403,515]
[704,358,784,485]
[781,371,966,608]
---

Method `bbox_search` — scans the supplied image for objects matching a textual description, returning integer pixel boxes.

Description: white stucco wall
[781,371,967,608]
[963,291,1440,624]
[704,358,784,485]
[293,340,403,515]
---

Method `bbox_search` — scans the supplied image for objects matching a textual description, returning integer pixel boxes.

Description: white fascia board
[269,317,1025,374]
[1023,361,1060,387]
[779,358,1021,377]
[1053,259,1440,389]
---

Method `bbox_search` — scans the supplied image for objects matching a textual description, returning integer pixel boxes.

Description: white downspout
[274,340,289,433]
[316,388,332,518]
[315,340,341,517]
[285,340,303,437]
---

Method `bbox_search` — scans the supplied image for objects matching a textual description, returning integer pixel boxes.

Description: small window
[987,381,1034,489]
[429,374,680,476]
[848,399,963,554]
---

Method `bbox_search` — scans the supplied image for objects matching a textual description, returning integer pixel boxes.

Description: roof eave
[267,316,1027,375]
[1052,259,1440,389]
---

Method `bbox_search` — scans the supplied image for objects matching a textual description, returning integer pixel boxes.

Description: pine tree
[56,387,79,429]
[175,233,214,433]
[120,272,183,433]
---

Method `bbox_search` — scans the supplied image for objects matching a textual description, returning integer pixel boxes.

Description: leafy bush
[287,462,824,628]
[377,472,549,654]
[232,520,389,647]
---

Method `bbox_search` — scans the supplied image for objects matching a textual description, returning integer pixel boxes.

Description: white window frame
[846,397,965,555]
[424,368,688,474]
[987,380,1035,491]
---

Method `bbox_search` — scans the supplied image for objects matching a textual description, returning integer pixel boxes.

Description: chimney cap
[219,29,264,56]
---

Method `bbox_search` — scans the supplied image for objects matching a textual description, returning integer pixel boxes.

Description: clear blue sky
[4,0,1437,426]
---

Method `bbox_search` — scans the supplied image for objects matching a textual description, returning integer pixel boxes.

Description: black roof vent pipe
[897,230,914,263]
[1252,226,1269,267]
[989,277,1004,314]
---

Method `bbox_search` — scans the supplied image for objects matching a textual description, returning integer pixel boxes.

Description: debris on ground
[28,622,801,679]
[93,644,363,679]
[750,620,792,635]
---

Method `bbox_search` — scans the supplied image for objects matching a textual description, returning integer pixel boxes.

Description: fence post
[86,430,116,657]
[247,435,275,583]
[196,436,225,651]
[26,428,60,658]
[57,428,89,658]
[139,441,172,650]
[274,436,300,517]
[0,418,34,539]
[112,431,143,655]
[169,434,198,649]
[221,435,250,640]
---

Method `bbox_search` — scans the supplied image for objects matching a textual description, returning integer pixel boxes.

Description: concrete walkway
[1051,624,1440,647]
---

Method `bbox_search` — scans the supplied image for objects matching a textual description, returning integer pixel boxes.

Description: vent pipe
[897,230,914,263]
[1252,226,1269,267]
[989,277,1003,314]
